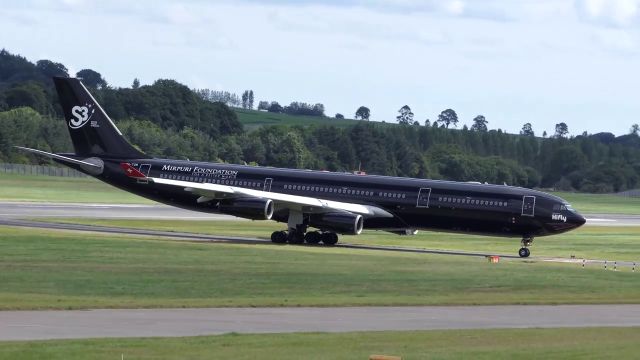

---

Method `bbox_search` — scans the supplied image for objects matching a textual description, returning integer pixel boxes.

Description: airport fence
[617,189,640,198]
[0,163,87,178]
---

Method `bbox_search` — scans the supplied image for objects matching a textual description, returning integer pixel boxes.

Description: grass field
[0,173,151,204]
[235,108,359,131]
[1,226,639,310]
[1,328,639,359]
[37,218,640,262]
[1,172,636,214]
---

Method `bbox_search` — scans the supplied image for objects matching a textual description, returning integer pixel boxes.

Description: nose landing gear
[519,236,533,258]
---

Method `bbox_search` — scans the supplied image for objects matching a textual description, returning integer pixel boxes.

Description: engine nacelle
[218,198,274,220]
[309,212,364,235]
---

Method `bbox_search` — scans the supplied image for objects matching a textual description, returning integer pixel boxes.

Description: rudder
[53,77,146,158]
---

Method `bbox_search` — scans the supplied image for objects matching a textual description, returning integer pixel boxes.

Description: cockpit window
[553,203,575,212]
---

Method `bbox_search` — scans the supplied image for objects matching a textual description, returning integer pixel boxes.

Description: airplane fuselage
[72,156,586,240]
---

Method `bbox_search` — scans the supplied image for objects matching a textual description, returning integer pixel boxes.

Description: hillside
[234,108,360,130]
[1,49,639,193]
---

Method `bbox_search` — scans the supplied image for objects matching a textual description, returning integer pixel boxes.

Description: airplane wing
[120,163,393,218]
[151,176,394,218]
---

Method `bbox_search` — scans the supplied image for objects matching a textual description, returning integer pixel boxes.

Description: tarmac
[2,305,640,341]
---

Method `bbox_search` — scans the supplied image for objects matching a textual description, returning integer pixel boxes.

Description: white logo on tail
[69,104,95,129]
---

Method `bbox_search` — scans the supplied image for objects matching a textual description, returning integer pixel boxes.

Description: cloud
[575,0,640,27]
[591,28,638,52]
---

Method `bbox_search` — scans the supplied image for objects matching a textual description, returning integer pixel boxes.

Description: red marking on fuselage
[120,163,147,178]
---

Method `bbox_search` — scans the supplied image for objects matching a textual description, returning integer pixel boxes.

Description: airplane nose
[572,212,587,228]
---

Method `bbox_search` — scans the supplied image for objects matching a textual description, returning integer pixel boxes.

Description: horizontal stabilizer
[14,146,103,169]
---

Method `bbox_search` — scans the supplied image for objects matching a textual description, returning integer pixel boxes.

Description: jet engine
[308,212,364,235]
[218,198,274,220]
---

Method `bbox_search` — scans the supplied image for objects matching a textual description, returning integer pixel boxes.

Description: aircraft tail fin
[53,77,146,158]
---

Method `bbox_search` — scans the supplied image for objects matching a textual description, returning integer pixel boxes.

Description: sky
[2,0,640,136]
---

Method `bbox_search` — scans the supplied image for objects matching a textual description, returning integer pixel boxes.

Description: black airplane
[17,77,586,257]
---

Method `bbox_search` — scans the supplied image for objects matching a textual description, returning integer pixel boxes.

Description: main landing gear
[270,210,339,246]
[519,236,533,258]
[270,229,339,246]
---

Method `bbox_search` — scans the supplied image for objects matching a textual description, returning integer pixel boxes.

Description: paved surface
[0,202,236,220]
[1,305,639,341]
[0,202,638,266]
[583,214,640,227]
[0,202,637,225]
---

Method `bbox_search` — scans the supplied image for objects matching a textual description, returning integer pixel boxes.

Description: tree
[470,115,488,132]
[248,90,254,110]
[132,78,140,89]
[413,120,420,126]
[631,123,639,136]
[257,101,269,110]
[396,105,414,125]
[425,119,431,127]
[335,113,344,119]
[437,109,458,128]
[241,90,248,109]
[554,122,569,138]
[3,82,51,114]
[520,123,534,136]
[36,59,68,78]
[267,101,283,113]
[355,106,370,121]
[76,69,107,89]
[543,131,547,138]
[312,103,325,116]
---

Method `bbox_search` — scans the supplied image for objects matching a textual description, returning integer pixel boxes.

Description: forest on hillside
[1,49,639,193]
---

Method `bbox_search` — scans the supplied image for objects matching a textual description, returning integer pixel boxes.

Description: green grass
[235,108,359,131]
[36,218,640,262]
[0,173,151,204]
[551,191,639,215]
[1,328,640,359]
[1,226,639,310]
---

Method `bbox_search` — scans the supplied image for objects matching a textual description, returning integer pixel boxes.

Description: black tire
[321,232,339,246]
[305,231,321,244]
[271,231,287,244]
[518,247,530,258]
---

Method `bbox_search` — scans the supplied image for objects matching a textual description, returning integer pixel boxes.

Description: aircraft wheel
[321,232,339,246]
[287,230,305,244]
[271,231,288,244]
[304,231,321,244]
[518,247,530,258]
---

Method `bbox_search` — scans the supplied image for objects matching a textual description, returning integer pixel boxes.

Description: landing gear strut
[519,236,533,258]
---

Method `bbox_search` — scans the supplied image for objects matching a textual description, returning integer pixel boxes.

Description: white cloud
[591,28,638,52]
[1,0,639,135]
[575,0,640,27]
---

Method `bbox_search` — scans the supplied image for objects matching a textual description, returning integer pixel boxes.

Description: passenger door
[522,196,536,217]
[416,188,431,208]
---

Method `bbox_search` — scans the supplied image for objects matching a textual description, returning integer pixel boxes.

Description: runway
[0,202,638,265]
[1,305,640,341]
[0,201,638,225]
[0,201,235,220]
